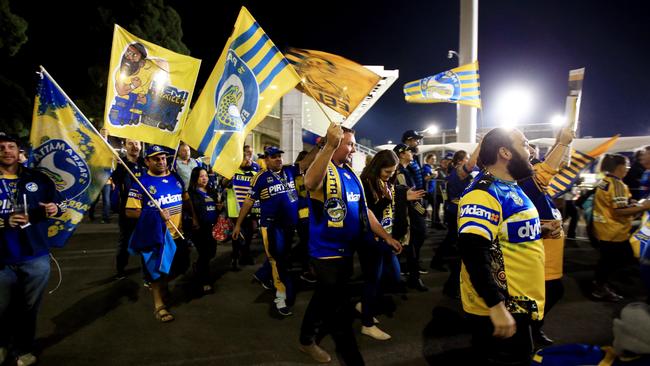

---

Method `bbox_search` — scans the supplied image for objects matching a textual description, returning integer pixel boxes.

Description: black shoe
[114,272,127,281]
[408,278,428,292]
[300,272,317,284]
[230,260,241,272]
[252,274,273,290]
[533,329,554,347]
[277,306,293,317]
[591,282,623,302]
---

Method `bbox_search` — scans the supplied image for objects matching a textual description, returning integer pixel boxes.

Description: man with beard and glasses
[457,128,560,365]
[112,42,161,126]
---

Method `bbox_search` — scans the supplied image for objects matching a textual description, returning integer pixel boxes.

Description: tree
[0,0,28,56]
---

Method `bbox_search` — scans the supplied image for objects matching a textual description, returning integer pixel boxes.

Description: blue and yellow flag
[181,7,301,179]
[104,24,201,148]
[30,68,115,247]
[546,136,619,199]
[404,61,481,108]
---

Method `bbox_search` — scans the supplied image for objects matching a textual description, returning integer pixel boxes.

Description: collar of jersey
[147,170,170,177]
[605,173,622,181]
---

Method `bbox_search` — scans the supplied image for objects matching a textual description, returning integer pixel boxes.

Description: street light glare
[550,114,565,126]
[497,86,534,127]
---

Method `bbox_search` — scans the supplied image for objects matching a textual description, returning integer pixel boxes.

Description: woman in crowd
[359,150,424,340]
[188,166,220,294]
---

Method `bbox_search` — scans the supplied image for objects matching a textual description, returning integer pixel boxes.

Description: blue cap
[402,129,424,142]
[145,145,168,158]
[264,146,284,157]
[443,152,454,160]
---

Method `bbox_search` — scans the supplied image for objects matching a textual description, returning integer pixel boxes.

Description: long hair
[188,166,207,193]
[360,150,399,202]
[449,150,467,173]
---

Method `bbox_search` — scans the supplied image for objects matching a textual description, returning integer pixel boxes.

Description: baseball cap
[393,143,415,154]
[145,145,168,158]
[443,152,454,160]
[264,146,284,156]
[402,129,424,142]
[0,132,20,145]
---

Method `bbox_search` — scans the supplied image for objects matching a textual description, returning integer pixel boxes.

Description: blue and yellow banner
[31,68,115,247]
[181,7,301,179]
[404,61,481,108]
[104,24,201,148]
[546,136,619,199]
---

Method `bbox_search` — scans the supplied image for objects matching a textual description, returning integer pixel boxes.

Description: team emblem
[31,139,90,199]
[325,197,347,222]
[26,182,38,192]
[212,50,259,132]
[148,185,157,195]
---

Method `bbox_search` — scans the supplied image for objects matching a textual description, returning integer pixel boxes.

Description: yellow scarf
[323,161,367,228]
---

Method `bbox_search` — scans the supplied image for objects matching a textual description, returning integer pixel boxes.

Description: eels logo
[325,197,347,223]
[421,71,461,102]
[31,139,90,200]
[212,50,259,132]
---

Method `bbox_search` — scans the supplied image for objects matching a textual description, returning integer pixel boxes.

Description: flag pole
[170,141,180,172]
[299,81,341,128]
[39,66,185,240]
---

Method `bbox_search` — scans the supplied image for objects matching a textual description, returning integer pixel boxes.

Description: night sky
[9,0,650,145]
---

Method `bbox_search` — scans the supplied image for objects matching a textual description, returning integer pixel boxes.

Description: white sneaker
[17,352,38,366]
[361,325,392,341]
[0,347,7,364]
[355,302,379,324]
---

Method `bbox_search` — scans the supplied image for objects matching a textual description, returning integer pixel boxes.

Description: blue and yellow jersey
[248,165,301,228]
[294,172,310,219]
[593,175,632,242]
[458,170,545,320]
[518,162,565,280]
[630,211,650,259]
[126,171,185,238]
[226,164,260,218]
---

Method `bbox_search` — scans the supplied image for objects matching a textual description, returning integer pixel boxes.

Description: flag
[181,7,301,179]
[30,68,115,247]
[285,48,381,117]
[546,135,619,199]
[104,24,201,148]
[403,61,481,108]
[129,209,176,280]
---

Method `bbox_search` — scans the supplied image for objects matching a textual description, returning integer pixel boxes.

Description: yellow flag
[104,24,201,148]
[182,7,301,178]
[285,48,381,117]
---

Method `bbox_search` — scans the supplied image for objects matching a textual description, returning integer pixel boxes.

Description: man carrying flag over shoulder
[126,145,190,323]
[181,6,301,179]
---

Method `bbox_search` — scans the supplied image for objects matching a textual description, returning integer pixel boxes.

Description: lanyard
[1,177,18,209]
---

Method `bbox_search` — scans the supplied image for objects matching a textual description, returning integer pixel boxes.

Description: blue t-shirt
[1,175,48,264]
[198,189,218,224]
[309,165,364,258]
[248,165,300,228]
[446,168,473,206]
[423,164,436,194]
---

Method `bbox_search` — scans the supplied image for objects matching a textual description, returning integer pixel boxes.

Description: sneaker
[419,269,429,275]
[299,343,332,363]
[143,280,151,290]
[114,272,127,281]
[275,299,293,316]
[591,282,623,302]
[300,271,317,283]
[252,274,272,290]
[355,302,379,324]
[17,353,37,366]
[361,325,392,340]
[533,329,554,347]
[407,278,429,292]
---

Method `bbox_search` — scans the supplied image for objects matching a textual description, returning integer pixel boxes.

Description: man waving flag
[182,7,301,179]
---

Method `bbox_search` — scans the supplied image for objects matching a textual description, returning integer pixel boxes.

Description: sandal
[154,305,175,323]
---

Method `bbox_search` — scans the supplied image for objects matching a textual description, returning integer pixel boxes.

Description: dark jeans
[595,240,633,285]
[404,208,426,281]
[116,214,137,275]
[0,255,51,355]
[564,200,578,238]
[531,278,564,332]
[359,240,401,327]
[231,216,253,262]
[295,218,310,272]
[89,183,111,221]
[431,205,459,267]
[299,257,364,366]
[467,313,534,366]
[193,227,217,286]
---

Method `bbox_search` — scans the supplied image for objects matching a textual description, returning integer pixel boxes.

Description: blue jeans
[0,255,51,355]
[89,184,111,221]
[359,240,401,327]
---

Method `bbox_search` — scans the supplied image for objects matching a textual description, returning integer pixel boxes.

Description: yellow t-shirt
[593,175,632,242]
[458,171,546,320]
